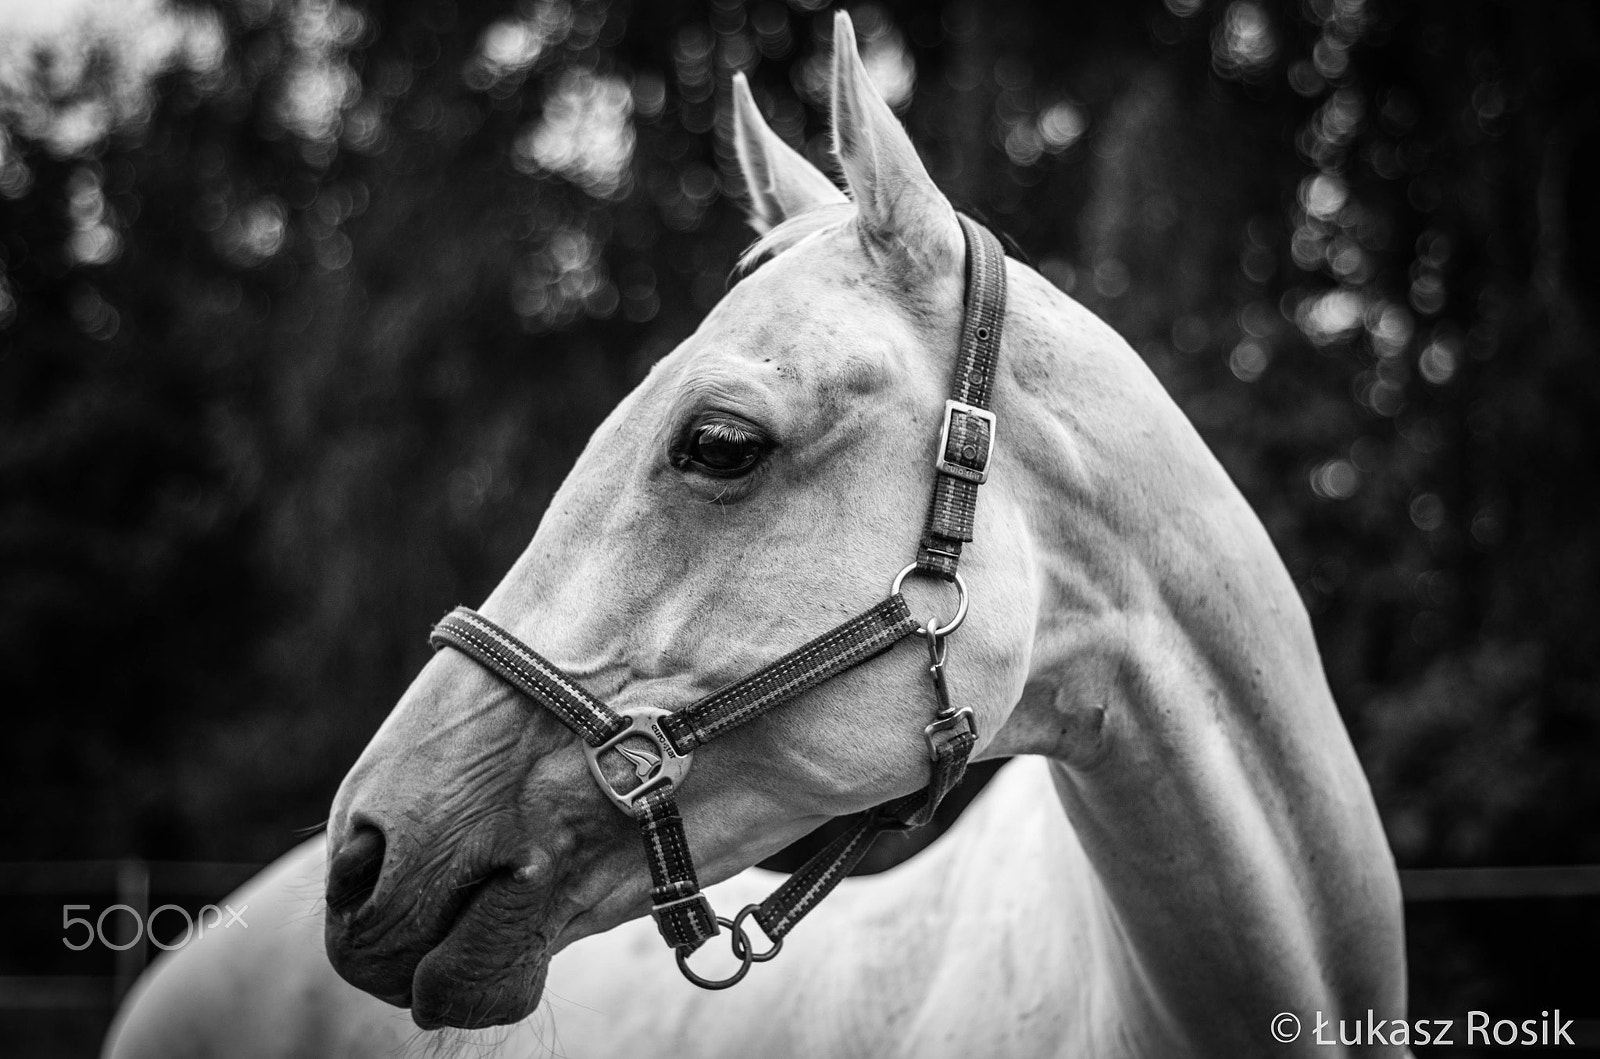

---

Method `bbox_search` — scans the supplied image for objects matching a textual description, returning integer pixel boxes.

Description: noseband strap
[426,607,629,747]
[428,215,1005,988]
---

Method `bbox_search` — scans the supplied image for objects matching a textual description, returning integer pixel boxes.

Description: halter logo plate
[584,707,694,813]
[615,742,660,778]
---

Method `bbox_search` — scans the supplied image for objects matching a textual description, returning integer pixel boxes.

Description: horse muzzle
[321,819,557,1028]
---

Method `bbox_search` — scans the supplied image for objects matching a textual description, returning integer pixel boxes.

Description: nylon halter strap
[427,214,1006,989]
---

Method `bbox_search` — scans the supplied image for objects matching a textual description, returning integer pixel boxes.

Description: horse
[106,13,1408,1057]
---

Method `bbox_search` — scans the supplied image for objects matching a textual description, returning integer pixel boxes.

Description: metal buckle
[584,707,694,813]
[651,892,717,944]
[934,400,996,485]
[924,707,976,761]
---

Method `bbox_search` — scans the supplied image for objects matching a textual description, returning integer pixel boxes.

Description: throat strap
[751,708,976,942]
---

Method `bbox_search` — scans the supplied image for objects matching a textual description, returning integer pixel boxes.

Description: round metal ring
[674,917,754,990]
[890,563,969,638]
[729,904,784,963]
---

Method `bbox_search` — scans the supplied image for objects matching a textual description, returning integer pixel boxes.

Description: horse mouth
[329,867,552,1030]
[410,870,552,1029]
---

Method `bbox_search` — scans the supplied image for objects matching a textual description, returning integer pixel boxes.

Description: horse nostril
[326,824,387,919]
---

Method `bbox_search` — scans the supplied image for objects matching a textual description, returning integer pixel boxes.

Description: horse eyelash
[697,420,759,445]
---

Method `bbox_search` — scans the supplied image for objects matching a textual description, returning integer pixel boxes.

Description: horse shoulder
[103,835,414,1059]
[884,758,1174,1058]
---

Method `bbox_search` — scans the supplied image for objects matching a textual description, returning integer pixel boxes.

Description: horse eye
[675,418,768,478]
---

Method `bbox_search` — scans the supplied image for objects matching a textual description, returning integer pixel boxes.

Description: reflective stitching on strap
[636,788,718,949]
[952,215,1006,410]
[663,595,918,752]
[429,607,627,747]
[753,812,881,939]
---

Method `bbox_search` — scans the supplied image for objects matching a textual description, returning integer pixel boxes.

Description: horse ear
[830,11,959,264]
[732,72,847,234]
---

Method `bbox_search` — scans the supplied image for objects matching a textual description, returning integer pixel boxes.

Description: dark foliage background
[1,0,1596,1047]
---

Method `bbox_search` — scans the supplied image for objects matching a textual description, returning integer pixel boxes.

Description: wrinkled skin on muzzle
[323,652,632,1028]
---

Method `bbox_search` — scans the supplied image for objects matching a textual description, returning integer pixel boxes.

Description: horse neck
[989,268,1407,1050]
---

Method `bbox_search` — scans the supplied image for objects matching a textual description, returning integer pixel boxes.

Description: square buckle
[651,892,717,945]
[935,400,996,485]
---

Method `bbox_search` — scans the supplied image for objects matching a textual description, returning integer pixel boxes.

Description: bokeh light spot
[1212,1,1276,81]
[514,69,636,199]
[1310,458,1361,500]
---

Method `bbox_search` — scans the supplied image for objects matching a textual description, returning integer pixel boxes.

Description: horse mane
[727,202,856,287]
[728,203,1030,294]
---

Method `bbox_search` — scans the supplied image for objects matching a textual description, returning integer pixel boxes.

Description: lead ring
[675,917,753,989]
[730,905,783,963]
[890,563,969,638]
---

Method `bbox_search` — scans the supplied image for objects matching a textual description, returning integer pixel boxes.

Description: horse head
[323,13,1038,1029]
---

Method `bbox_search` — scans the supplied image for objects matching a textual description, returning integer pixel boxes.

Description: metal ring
[890,563,969,638]
[729,904,783,963]
[674,917,753,990]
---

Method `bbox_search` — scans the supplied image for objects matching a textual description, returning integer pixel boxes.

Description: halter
[428,215,1005,989]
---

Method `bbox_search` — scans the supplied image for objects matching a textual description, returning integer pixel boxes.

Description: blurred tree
[0,0,1596,1021]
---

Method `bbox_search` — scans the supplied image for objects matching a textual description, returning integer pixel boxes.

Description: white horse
[107,13,1407,1057]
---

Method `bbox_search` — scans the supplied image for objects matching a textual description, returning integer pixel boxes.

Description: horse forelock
[728,202,855,287]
